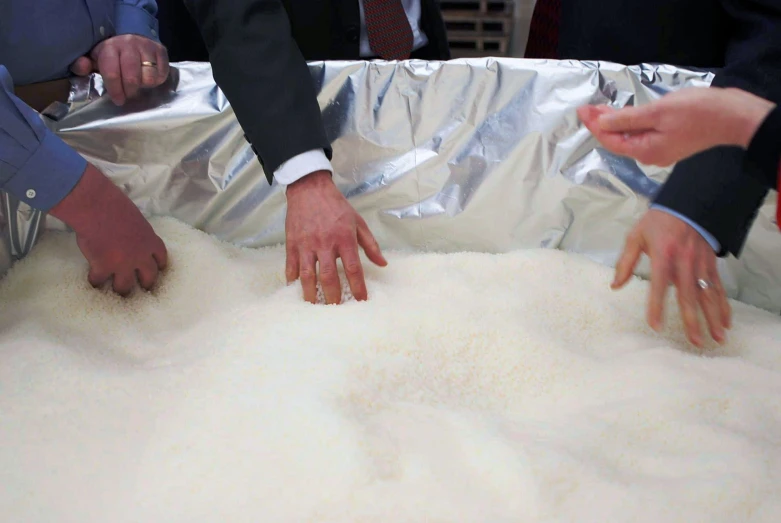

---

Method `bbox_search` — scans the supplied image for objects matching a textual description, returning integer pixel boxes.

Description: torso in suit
[160,0,449,62]
[278,0,450,61]
[167,0,450,187]
[545,0,781,258]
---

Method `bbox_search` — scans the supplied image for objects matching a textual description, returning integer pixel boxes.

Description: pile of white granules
[1,217,780,522]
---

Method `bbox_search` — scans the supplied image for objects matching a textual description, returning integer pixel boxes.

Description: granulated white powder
[1,217,781,522]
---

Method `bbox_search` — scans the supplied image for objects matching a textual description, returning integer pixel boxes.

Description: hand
[577,87,776,166]
[70,34,170,106]
[284,170,387,304]
[50,163,168,295]
[612,209,731,347]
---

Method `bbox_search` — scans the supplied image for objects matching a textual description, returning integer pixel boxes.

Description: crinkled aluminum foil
[3,59,779,312]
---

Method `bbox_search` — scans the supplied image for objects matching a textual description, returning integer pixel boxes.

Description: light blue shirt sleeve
[650,204,721,253]
[0,66,86,212]
[114,0,160,41]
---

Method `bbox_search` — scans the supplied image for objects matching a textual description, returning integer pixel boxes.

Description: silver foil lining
[2,59,779,313]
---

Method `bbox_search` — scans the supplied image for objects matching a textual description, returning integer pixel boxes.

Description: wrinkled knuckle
[319,266,338,282]
[647,105,662,123]
[344,261,362,276]
[661,241,677,260]
[680,244,697,264]
[299,268,316,282]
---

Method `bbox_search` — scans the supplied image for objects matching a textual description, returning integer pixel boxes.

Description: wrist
[49,163,119,234]
[721,88,776,148]
[285,170,334,198]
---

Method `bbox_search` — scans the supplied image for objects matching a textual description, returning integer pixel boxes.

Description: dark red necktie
[525,0,562,59]
[364,0,414,60]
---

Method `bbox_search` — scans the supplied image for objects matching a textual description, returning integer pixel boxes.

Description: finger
[697,259,725,344]
[612,232,643,289]
[155,45,171,85]
[647,254,671,333]
[356,217,387,267]
[299,251,318,304]
[140,55,158,88]
[339,243,368,301]
[285,242,300,284]
[577,104,614,127]
[88,266,112,289]
[597,105,658,132]
[317,250,342,305]
[96,44,125,105]
[70,56,96,76]
[136,258,160,291]
[592,131,675,167]
[590,130,649,156]
[674,251,704,347]
[112,270,136,297]
[710,263,732,330]
[153,239,168,271]
[119,46,142,100]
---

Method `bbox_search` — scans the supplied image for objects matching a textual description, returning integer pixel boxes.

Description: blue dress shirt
[0,0,159,212]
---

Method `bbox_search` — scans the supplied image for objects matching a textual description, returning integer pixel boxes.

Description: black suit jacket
[553,0,781,257]
[176,0,449,184]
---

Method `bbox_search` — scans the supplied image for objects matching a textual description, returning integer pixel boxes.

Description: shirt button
[99,26,106,36]
[151,29,157,37]
[26,189,36,199]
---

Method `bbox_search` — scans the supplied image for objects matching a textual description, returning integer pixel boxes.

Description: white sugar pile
[2,217,781,522]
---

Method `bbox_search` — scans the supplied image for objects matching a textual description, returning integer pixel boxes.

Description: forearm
[182,0,331,182]
[0,66,85,211]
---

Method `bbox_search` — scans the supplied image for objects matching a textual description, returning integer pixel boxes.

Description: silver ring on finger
[697,278,712,291]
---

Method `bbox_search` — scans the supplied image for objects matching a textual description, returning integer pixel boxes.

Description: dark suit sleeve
[181,0,332,183]
[652,0,781,257]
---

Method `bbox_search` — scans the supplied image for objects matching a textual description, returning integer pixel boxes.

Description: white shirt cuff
[273,149,333,186]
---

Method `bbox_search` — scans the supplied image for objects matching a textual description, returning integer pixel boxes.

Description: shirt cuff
[114,3,160,41]
[4,131,87,212]
[650,204,721,253]
[273,149,333,186]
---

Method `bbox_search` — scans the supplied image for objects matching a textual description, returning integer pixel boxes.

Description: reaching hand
[284,170,388,304]
[578,87,775,166]
[70,34,170,106]
[50,163,168,295]
[612,209,731,347]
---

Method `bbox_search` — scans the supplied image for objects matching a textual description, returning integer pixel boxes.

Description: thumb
[597,105,656,133]
[70,56,97,76]
[356,217,387,267]
[612,231,644,290]
[577,104,614,127]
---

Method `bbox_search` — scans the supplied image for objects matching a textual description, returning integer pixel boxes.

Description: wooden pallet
[448,35,510,57]
[444,14,514,37]
[441,0,514,57]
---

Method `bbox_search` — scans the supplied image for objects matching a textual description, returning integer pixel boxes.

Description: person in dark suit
[526,0,781,347]
[154,0,449,307]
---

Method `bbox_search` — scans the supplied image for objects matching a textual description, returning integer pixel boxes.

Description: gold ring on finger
[141,61,157,67]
